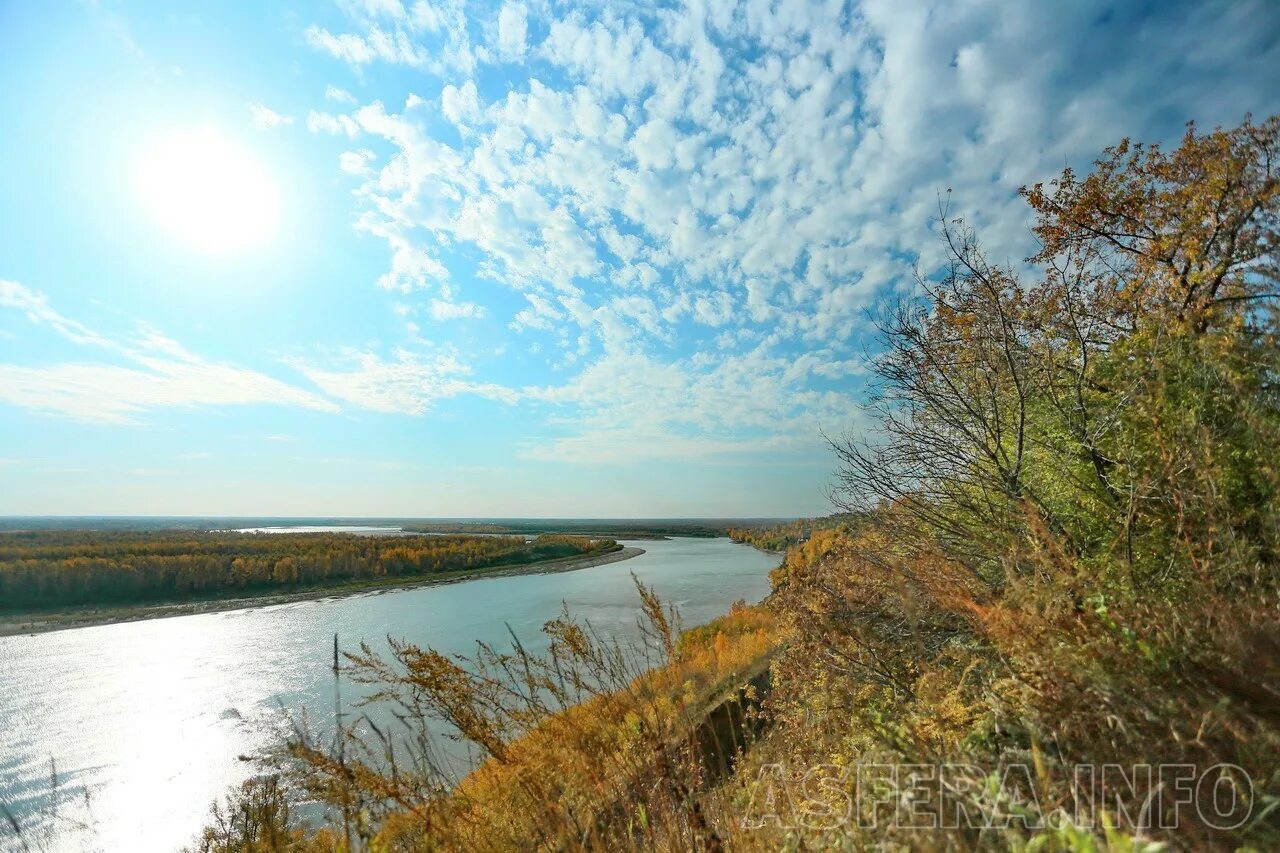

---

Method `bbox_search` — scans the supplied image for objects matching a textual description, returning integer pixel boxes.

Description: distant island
[0,529,643,636]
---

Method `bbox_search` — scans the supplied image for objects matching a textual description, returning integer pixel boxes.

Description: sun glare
[136,128,281,253]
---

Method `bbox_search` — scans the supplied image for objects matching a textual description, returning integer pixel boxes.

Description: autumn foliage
[758,115,1280,850]
[194,116,1280,851]
[0,531,610,609]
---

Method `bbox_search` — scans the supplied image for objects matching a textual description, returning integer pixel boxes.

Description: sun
[136,128,281,253]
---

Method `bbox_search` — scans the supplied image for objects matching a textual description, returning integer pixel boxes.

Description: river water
[0,537,777,852]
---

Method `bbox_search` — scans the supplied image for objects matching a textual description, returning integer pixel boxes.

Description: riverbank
[0,545,645,637]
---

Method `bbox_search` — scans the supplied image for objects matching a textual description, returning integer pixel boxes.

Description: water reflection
[0,538,777,852]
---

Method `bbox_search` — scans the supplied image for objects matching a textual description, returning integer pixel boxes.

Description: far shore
[0,546,646,638]
[730,541,786,557]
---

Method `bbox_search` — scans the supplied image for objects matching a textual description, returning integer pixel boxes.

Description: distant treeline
[0,531,610,611]
[727,516,852,552]
[403,520,748,539]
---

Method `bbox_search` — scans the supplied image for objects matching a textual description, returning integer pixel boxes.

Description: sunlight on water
[0,538,777,852]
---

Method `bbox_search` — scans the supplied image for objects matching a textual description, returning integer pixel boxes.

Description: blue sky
[0,0,1276,517]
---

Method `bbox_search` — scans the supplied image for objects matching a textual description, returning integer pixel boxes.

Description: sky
[0,0,1277,518]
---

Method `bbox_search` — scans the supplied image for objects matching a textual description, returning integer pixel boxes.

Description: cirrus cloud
[0,281,338,424]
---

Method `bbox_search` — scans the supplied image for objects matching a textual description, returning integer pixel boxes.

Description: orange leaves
[276,578,786,851]
[1022,115,1280,334]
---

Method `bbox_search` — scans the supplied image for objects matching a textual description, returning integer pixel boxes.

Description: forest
[727,516,850,551]
[403,520,735,538]
[0,531,611,610]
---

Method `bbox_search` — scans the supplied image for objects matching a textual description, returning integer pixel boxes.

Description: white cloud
[307,110,360,138]
[338,148,376,175]
[304,1,476,75]
[630,118,678,171]
[300,0,1278,460]
[522,344,854,463]
[248,103,294,129]
[294,349,515,416]
[303,25,433,66]
[496,2,528,59]
[325,85,358,104]
[305,26,379,64]
[373,233,450,292]
[1,279,112,348]
[0,361,336,424]
[429,299,487,320]
[0,282,522,426]
[441,80,480,125]
[0,282,337,424]
[510,292,563,331]
[349,0,408,22]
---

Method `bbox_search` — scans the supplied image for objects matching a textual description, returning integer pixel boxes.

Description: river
[0,537,778,852]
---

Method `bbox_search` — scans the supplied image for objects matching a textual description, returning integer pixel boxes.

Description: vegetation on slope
[192,115,1280,851]
[739,114,1280,850]
[0,531,611,610]
[727,516,852,552]
[191,586,779,852]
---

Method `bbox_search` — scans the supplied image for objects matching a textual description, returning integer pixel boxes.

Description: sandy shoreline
[0,546,646,638]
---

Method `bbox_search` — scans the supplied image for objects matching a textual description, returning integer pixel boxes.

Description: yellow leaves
[357,595,784,850]
[1023,114,1280,335]
[713,631,731,663]
[545,616,592,659]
